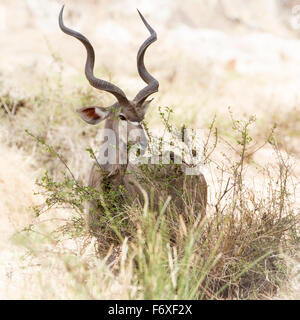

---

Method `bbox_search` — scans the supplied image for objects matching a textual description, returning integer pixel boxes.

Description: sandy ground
[0,146,38,298]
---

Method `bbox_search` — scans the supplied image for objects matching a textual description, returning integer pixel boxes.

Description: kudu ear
[140,98,153,116]
[76,107,110,125]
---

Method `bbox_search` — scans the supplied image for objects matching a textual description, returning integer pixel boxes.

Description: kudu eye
[119,114,127,121]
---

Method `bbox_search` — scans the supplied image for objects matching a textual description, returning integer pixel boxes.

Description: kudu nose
[133,134,147,155]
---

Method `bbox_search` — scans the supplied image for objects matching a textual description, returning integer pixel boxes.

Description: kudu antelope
[59,6,207,236]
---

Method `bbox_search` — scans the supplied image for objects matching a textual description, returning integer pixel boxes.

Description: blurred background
[1,0,300,122]
[0,0,299,299]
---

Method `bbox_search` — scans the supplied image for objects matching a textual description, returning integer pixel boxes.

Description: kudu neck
[96,118,128,177]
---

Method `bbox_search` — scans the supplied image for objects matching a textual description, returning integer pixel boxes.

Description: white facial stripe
[128,120,141,126]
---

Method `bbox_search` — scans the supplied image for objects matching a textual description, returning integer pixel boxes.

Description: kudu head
[59,6,159,158]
